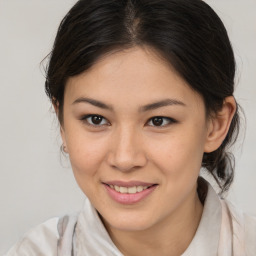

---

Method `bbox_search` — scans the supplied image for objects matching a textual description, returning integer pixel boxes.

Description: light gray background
[0,0,255,254]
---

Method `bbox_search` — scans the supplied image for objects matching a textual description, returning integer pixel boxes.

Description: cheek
[67,136,108,198]
[148,129,206,178]
[66,132,108,178]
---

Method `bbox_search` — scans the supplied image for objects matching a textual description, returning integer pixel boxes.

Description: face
[60,46,210,232]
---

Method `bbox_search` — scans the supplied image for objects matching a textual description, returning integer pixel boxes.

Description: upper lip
[103,180,157,187]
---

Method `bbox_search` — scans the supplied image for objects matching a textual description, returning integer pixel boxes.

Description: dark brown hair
[45,0,241,193]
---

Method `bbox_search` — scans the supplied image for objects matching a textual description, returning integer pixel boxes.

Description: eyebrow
[139,98,186,112]
[72,97,186,112]
[72,97,114,111]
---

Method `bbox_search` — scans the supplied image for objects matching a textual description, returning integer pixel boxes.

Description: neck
[103,186,203,256]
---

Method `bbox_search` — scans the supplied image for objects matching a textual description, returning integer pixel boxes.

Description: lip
[103,182,158,205]
[103,180,156,187]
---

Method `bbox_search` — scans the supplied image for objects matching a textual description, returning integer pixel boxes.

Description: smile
[108,184,153,194]
[103,181,158,204]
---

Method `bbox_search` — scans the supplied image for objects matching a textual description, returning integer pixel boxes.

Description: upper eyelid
[81,114,106,120]
[80,115,174,121]
[147,116,175,121]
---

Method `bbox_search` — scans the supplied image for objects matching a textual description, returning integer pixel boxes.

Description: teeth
[109,185,150,194]
[119,186,128,193]
[128,186,136,194]
[137,186,143,192]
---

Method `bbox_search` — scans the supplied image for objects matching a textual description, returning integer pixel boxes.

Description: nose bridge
[107,124,146,171]
[118,125,137,154]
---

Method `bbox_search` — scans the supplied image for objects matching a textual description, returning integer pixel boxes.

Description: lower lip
[103,184,157,205]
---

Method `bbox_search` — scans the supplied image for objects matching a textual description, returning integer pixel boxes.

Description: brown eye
[152,117,164,126]
[81,114,109,126]
[148,116,177,127]
[91,115,103,125]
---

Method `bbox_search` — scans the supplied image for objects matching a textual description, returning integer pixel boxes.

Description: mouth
[102,181,158,204]
[104,183,157,194]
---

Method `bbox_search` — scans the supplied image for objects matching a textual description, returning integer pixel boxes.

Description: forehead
[65,46,204,111]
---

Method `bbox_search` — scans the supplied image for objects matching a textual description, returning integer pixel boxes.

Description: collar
[182,181,222,256]
[75,198,123,256]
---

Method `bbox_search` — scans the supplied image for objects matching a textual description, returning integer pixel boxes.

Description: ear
[53,100,58,115]
[204,96,236,153]
[60,125,68,153]
[52,100,68,153]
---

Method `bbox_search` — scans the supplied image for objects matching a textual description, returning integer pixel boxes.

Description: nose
[106,126,147,172]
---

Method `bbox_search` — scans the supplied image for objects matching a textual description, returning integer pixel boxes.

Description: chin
[100,211,157,232]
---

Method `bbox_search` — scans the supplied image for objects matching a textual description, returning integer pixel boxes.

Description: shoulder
[5,213,79,256]
[5,218,59,256]
[225,199,256,232]
[224,200,256,254]
[5,217,60,256]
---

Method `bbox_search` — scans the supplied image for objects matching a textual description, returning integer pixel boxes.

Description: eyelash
[80,115,110,127]
[80,114,177,128]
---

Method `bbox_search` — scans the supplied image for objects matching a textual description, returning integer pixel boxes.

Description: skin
[58,46,236,256]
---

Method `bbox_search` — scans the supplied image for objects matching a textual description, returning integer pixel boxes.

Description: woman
[6,0,256,255]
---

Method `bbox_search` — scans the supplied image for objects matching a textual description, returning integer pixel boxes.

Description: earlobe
[60,120,68,153]
[52,98,59,116]
[53,100,68,153]
[204,96,236,153]
[62,143,68,153]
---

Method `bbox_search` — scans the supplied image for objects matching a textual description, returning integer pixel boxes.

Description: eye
[147,116,177,127]
[81,114,109,127]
